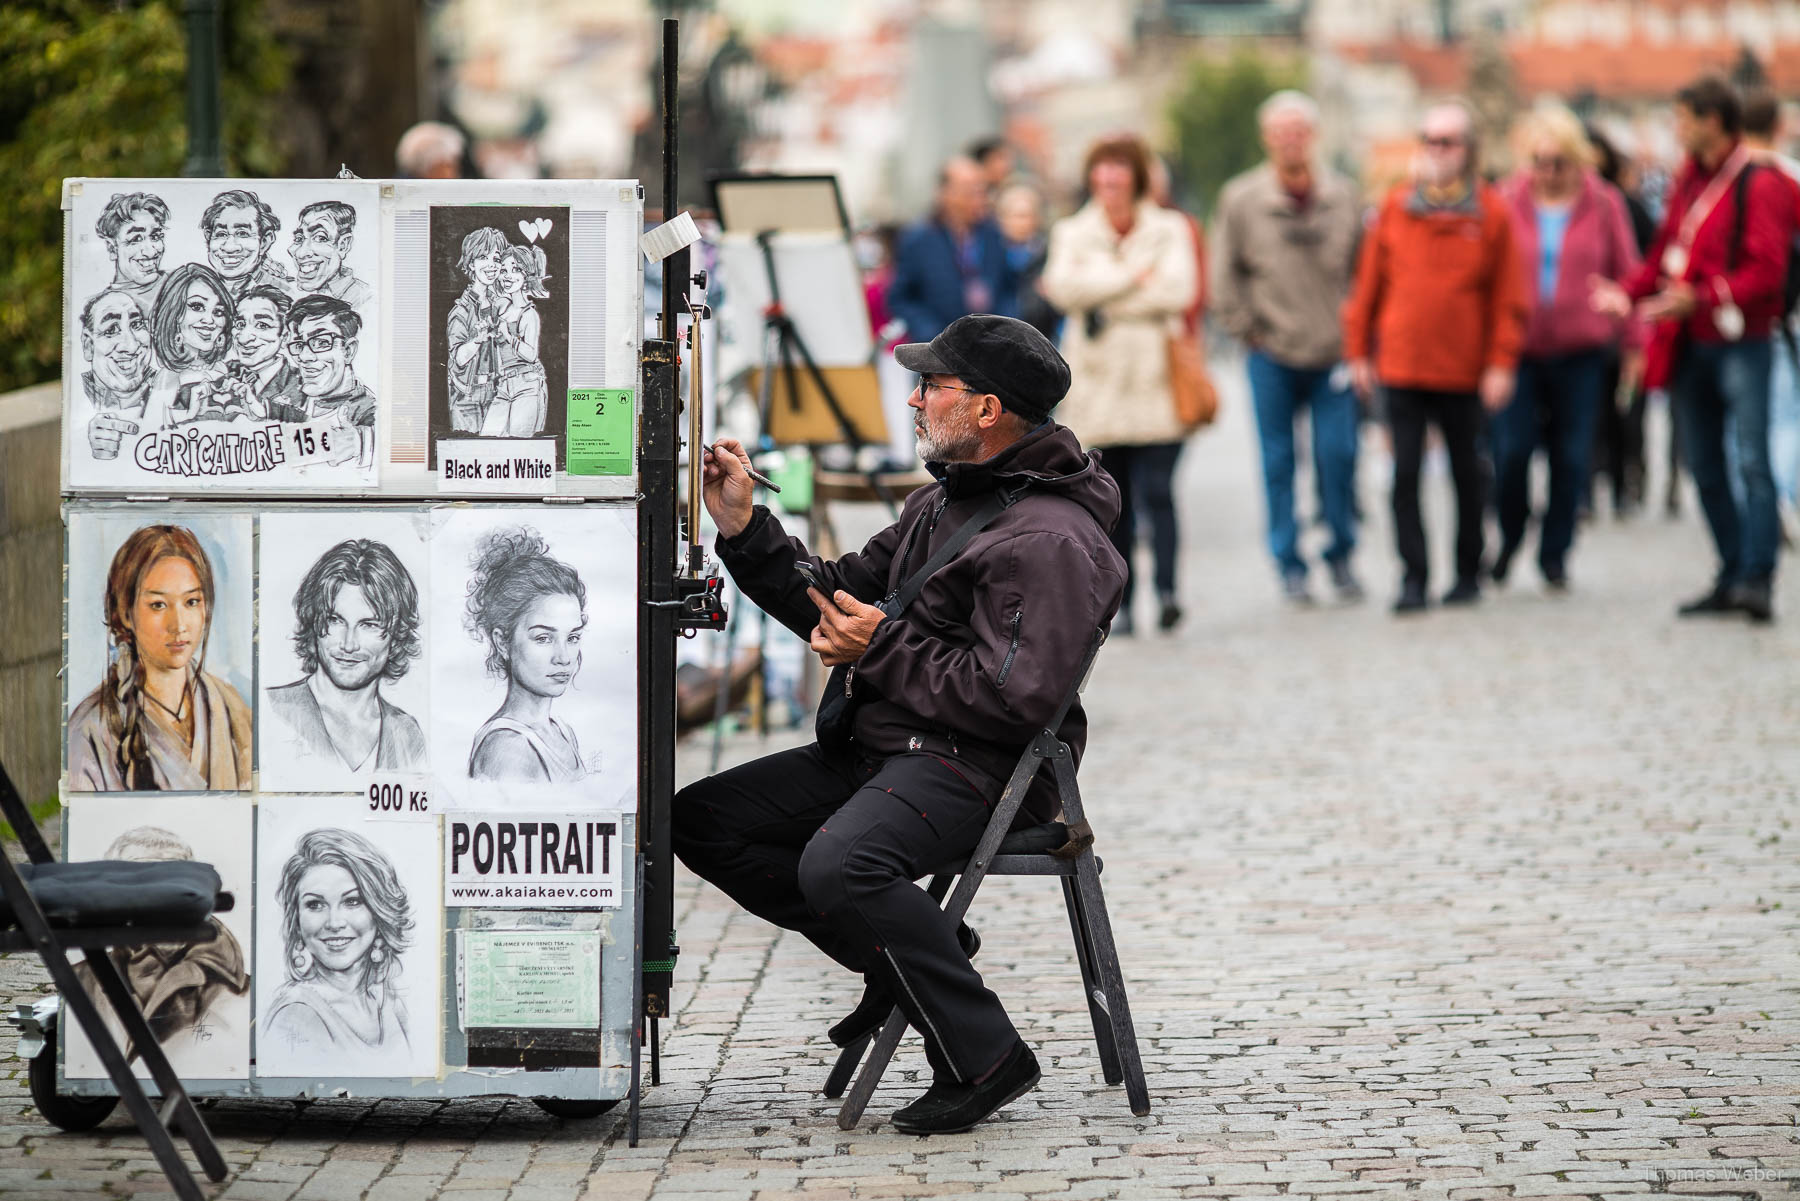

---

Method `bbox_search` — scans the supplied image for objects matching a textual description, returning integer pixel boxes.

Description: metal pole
[638,12,682,1030]
[660,18,680,340]
[181,0,225,177]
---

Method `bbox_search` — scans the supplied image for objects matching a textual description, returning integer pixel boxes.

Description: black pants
[1099,441,1184,607]
[1593,354,1648,511]
[1387,387,1486,588]
[672,743,1018,1083]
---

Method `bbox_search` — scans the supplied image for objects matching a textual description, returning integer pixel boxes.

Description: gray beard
[915,422,981,464]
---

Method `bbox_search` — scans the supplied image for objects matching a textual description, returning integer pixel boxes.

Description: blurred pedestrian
[1343,100,1527,613]
[1586,125,1658,518]
[1593,76,1794,622]
[996,183,1060,342]
[1042,134,1200,633]
[1213,90,1366,604]
[395,121,467,180]
[1492,105,1642,591]
[886,156,1018,344]
[968,136,1016,195]
[1740,89,1800,545]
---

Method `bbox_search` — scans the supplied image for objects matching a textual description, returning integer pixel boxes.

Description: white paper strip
[639,210,700,264]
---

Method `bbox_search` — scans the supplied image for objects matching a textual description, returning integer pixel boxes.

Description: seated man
[676,315,1127,1134]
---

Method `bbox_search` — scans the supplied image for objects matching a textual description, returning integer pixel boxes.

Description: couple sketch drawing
[446,227,551,437]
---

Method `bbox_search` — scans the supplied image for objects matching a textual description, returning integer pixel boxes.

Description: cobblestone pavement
[4,365,1798,1198]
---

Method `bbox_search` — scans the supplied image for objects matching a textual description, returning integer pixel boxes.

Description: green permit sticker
[566,388,634,475]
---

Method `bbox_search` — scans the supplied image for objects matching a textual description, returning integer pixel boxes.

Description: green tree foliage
[1167,51,1307,217]
[0,0,289,394]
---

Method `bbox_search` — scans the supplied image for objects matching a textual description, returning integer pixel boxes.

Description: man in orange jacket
[1343,99,1529,613]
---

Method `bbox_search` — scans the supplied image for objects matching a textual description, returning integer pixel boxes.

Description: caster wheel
[27,1018,119,1133]
[532,1097,621,1119]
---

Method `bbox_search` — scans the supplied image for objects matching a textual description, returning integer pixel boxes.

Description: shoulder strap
[1730,163,1757,272]
[883,484,1029,617]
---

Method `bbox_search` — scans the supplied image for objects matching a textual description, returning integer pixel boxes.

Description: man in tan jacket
[1212,91,1366,605]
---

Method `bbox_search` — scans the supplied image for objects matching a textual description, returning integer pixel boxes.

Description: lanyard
[1663,146,1750,278]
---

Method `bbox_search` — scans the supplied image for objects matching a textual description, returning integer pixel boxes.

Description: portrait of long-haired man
[266,538,425,776]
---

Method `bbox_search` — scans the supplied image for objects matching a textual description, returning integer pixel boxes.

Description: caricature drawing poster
[64,179,381,492]
[63,795,253,1079]
[426,506,636,810]
[426,205,571,468]
[254,796,441,1079]
[64,509,255,793]
[257,511,433,793]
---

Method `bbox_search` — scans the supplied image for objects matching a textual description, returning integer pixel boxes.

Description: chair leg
[33,950,211,1201]
[1061,875,1123,1085]
[836,1005,906,1131]
[1071,855,1150,1117]
[822,1031,870,1100]
[78,952,229,1181]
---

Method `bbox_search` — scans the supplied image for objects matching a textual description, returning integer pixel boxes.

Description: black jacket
[717,423,1127,811]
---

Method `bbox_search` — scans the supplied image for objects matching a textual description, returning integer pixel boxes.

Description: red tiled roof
[1334,36,1799,100]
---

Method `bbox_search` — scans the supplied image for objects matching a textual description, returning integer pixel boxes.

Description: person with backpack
[1593,75,1795,623]
[1741,89,1800,545]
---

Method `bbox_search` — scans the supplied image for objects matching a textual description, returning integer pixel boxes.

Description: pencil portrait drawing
[260,828,415,1064]
[267,539,426,775]
[464,526,596,783]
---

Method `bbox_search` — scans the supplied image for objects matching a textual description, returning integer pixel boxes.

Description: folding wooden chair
[824,629,1151,1129]
[0,761,231,1201]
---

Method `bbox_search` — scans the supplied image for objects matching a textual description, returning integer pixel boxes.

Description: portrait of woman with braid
[68,524,253,791]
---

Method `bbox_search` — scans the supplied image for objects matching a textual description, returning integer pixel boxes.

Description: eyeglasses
[1531,155,1570,172]
[1420,135,1464,151]
[917,376,980,399]
[286,332,346,355]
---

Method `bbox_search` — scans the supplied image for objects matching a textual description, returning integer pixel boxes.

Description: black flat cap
[894,314,1071,425]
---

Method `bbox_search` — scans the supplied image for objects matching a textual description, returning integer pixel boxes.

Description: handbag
[1167,325,1219,428]
[815,484,1029,751]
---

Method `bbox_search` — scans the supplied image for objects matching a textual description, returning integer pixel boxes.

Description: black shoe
[1157,599,1183,631]
[1441,578,1481,605]
[1733,578,1774,623]
[890,1040,1041,1135]
[1543,568,1569,593]
[1392,582,1428,614]
[829,924,980,1048]
[1677,585,1740,617]
[1282,568,1313,605]
[1328,559,1364,602]
[1489,545,1515,585]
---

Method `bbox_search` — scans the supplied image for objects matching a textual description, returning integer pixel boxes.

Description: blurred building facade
[422,0,1800,219]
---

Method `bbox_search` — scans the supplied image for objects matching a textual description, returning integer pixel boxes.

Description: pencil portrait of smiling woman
[260,828,415,1066]
[463,526,597,783]
[68,524,252,792]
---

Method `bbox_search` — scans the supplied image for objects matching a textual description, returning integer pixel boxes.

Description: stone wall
[0,382,62,805]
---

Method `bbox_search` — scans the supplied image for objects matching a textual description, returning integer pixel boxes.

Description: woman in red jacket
[1493,105,1641,590]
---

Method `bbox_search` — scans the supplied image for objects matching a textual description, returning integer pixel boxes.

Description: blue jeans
[1247,350,1359,576]
[1492,349,1606,576]
[1769,333,1800,508]
[1099,441,1184,608]
[1670,338,1779,585]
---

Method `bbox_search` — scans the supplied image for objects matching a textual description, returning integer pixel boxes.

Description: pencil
[703,443,782,493]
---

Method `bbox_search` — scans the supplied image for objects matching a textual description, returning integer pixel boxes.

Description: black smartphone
[794,561,826,592]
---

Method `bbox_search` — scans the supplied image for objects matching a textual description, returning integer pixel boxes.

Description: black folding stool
[824,629,1151,1129]
[0,761,231,1201]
